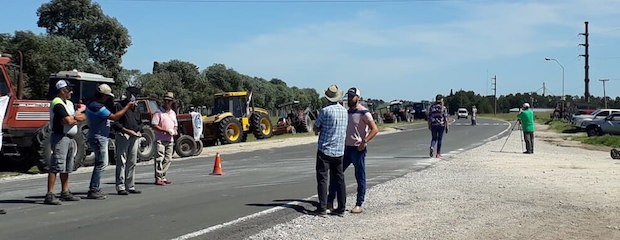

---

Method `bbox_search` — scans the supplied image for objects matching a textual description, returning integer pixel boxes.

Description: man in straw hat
[311,84,348,216]
[151,92,178,185]
[85,84,135,200]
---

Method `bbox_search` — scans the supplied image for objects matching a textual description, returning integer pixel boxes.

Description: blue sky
[2,0,620,101]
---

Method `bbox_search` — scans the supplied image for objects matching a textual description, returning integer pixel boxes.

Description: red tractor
[0,53,116,171]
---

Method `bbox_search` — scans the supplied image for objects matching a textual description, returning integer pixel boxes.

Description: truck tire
[251,113,273,139]
[586,125,601,137]
[192,140,203,156]
[218,117,242,144]
[175,135,196,158]
[138,126,156,161]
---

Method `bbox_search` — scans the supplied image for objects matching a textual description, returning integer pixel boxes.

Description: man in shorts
[44,80,86,205]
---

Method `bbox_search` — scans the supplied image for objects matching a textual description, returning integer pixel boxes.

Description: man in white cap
[44,80,86,205]
[311,84,348,216]
[518,103,535,154]
[85,83,135,200]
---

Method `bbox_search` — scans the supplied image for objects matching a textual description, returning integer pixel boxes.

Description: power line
[115,0,447,3]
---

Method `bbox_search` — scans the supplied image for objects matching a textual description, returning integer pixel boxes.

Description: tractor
[385,100,413,123]
[273,100,316,135]
[120,98,203,162]
[201,91,273,145]
[0,52,116,171]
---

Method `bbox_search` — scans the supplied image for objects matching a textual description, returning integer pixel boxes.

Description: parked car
[585,113,620,137]
[572,109,620,129]
[457,108,469,119]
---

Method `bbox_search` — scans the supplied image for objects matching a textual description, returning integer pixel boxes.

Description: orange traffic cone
[210,152,224,175]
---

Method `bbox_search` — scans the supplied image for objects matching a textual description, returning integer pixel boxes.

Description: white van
[457,108,469,119]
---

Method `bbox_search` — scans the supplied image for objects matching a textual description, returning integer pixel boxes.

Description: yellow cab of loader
[202,91,273,145]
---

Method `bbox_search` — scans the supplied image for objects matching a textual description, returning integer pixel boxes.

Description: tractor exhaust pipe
[17,50,24,99]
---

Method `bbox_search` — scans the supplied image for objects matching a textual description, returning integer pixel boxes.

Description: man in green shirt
[517,103,535,154]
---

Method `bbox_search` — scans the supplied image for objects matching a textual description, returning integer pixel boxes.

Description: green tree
[205,64,244,92]
[3,31,100,99]
[37,0,131,78]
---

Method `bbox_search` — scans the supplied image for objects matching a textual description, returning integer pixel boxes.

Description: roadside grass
[570,135,620,148]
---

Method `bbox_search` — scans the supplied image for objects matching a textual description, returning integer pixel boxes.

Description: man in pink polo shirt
[151,92,178,185]
[327,87,379,214]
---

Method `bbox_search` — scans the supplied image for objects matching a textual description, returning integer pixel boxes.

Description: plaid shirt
[315,102,348,157]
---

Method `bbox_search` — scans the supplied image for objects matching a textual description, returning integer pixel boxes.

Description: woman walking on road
[428,94,449,158]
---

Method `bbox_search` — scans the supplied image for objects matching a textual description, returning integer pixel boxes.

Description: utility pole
[600,78,610,108]
[492,75,497,115]
[579,21,590,102]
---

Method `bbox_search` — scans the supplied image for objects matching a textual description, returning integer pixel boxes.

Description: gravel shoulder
[248,124,620,240]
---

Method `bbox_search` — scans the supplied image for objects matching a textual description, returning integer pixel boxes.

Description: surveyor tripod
[499,120,524,153]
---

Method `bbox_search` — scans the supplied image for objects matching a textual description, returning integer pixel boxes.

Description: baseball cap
[97,84,115,98]
[347,87,361,98]
[55,80,74,91]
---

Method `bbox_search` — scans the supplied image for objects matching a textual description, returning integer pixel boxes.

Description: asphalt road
[0,117,509,240]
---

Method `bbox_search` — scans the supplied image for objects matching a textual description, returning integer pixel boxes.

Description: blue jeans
[327,146,367,207]
[88,135,109,191]
[430,125,445,154]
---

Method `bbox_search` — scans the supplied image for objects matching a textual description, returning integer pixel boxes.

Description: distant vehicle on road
[457,108,469,119]
[412,101,430,120]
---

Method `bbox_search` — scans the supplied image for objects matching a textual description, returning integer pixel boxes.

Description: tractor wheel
[138,126,156,162]
[192,140,204,156]
[305,114,315,134]
[33,124,52,172]
[79,126,95,167]
[71,129,88,170]
[251,113,273,139]
[218,117,242,144]
[295,114,311,133]
[174,135,196,158]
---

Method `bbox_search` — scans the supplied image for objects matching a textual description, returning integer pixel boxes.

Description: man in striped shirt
[311,84,348,216]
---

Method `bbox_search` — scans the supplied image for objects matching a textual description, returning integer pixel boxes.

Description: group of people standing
[310,89,536,217]
[312,85,379,216]
[44,80,179,205]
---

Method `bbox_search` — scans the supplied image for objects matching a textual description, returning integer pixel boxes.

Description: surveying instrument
[499,119,525,153]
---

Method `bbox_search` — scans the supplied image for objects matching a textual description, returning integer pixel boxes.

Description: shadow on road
[246,198,318,214]
[0,199,38,204]
[489,151,524,154]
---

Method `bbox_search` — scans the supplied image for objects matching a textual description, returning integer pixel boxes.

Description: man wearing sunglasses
[44,80,86,205]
